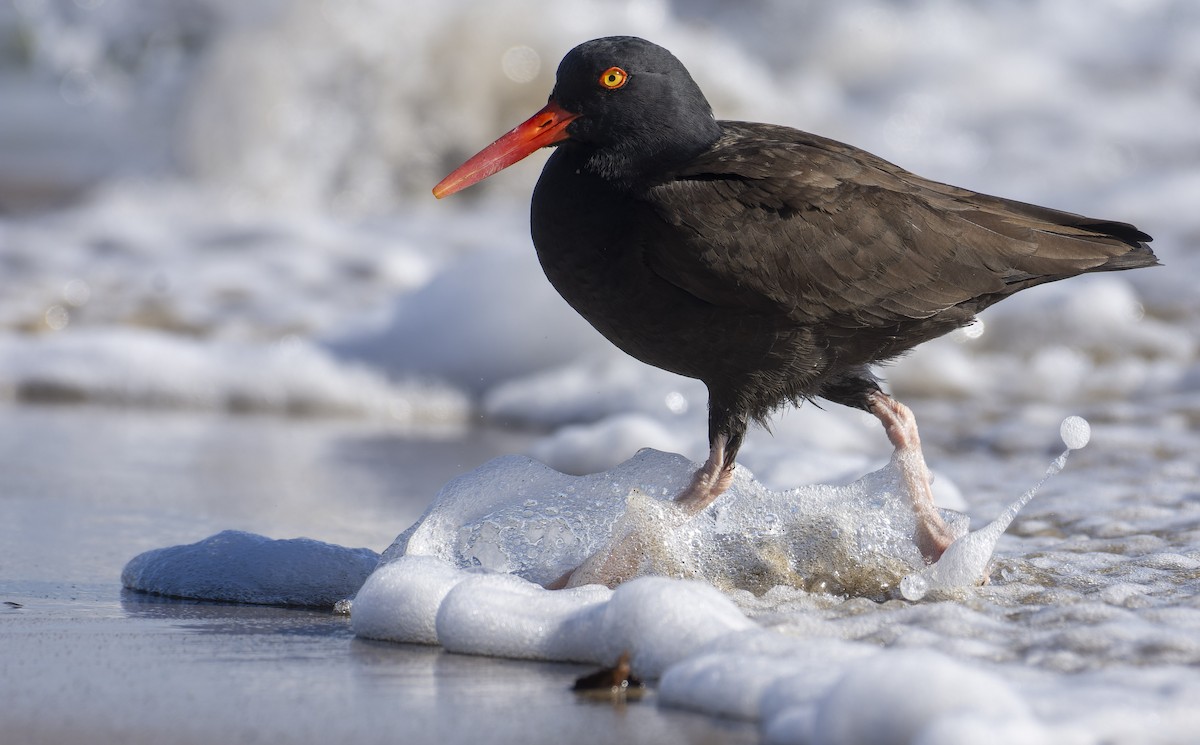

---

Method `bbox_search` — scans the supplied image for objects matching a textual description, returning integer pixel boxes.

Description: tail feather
[1070,218,1152,246]
[959,190,1159,273]
[1043,216,1158,272]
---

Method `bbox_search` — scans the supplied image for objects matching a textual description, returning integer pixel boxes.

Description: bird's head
[433,36,719,198]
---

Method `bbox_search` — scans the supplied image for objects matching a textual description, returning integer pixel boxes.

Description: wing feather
[641,121,1154,331]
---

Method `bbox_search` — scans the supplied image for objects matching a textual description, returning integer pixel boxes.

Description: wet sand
[2,591,754,745]
[0,404,756,745]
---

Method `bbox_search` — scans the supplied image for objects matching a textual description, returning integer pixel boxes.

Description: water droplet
[501,45,541,83]
[1060,416,1091,450]
[63,279,91,307]
[900,573,929,601]
[664,390,689,414]
[44,305,69,330]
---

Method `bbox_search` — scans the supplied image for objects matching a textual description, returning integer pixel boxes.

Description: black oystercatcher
[434,36,1156,569]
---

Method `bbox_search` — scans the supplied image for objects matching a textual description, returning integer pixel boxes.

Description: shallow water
[0,404,757,745]
[2,595,755,745]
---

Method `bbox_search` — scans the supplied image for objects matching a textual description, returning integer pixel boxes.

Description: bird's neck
[565,117,722,191]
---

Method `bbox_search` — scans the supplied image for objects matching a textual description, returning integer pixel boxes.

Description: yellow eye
[598,66,629,90]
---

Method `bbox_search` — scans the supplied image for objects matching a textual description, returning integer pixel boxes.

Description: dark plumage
[435,36,1156,574]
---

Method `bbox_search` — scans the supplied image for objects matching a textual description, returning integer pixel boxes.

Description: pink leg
[545,435,737,589]
[673,433,734,515]
[867,390,955,563]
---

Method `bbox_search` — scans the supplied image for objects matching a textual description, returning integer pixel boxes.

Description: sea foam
[122,530,378,607]
[119,417,1136,744]
[380,447,971,598]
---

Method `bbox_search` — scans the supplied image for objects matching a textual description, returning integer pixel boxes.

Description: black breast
[531,144,832,417]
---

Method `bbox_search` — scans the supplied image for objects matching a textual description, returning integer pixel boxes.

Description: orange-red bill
[433,100,580,199]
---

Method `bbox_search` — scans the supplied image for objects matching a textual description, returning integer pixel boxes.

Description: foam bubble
[351,556,467,644]
[811,651,1034,745]
[1060,415,1091,450]
[436,572,613,661]
[351,559,752,677]
[121,530,379,608]
[898,573,929,601]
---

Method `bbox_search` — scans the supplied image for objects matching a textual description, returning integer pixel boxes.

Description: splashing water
[899,416,1091,600]
[382,446,977,598]
[1059,415,1091,450]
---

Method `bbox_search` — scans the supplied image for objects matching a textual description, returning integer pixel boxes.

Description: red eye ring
[599,66,629,90]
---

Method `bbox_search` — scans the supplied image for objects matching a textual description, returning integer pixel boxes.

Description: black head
[434,36,721,197]
[550,36,721,182]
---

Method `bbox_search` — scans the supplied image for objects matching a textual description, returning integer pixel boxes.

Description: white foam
[382,448,970,597]
[350,555,468,644]
[0,328,467,423]
[343,431,1154,739]
[347,545,1079,744]
[481,354,707,428]
[528,412,691,475]
[121,530,378,607]
[804,651,1036,745]
[436,572,613,662]
[352,446,1009,668]
[660,635,876,721]
[352,556,754,676]
[325,244,610,394]
[1060,415,1092,450]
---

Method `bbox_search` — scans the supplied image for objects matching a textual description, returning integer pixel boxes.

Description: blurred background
[0,0,1196,522]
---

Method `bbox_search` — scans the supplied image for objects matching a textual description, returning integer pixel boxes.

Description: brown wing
[641,121,1155,330]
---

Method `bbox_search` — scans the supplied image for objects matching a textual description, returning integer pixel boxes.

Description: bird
[433,36,1156,576]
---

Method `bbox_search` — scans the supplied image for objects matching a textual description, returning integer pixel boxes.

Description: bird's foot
[867,391,956,563]
[673,433,734,515]
[554,485,683,590]
[547,439,737,590]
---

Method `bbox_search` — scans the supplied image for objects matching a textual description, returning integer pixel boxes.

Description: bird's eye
[598,66,629,90]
